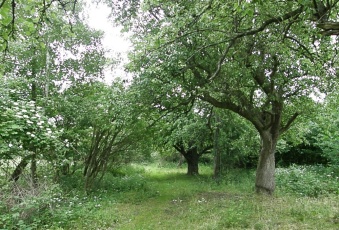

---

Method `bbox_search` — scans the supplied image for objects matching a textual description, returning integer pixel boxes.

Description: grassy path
[68,164,339,230]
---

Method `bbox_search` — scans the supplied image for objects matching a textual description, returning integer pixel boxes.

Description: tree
[160,105,214,175]
[110,0,338,194]
[0,0,107,182]
[0,77,65,181]
[56,81,151,190]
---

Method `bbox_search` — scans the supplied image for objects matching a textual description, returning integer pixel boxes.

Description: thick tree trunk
[187,158,199,175]
[255,132,278,195]
[184,149,200,175]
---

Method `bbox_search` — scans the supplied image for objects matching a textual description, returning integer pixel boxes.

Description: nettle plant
[0,89,65,164]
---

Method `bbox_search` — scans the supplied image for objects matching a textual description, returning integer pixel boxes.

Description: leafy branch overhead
[0,0,78,53]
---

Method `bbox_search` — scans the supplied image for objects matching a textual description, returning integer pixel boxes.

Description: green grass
[1,163,337,229]
[57,164,339,230]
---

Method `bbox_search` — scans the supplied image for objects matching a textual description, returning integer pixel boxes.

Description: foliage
[0,175,63,229]
[276,164,339,197]
[313,93,339,166]
[109,0,339,193]
[276,92,339,167]
[158,104,212,151]
[0,79,65,164]
[0,0,110,186]
[54,81,152,189]
[276,122,329,166]
[1,1,106,92]
[0,0,78,53]
[214,109,260,169]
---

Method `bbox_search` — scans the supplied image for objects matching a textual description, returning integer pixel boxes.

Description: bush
[276,164,338,197]
[0,176,63,229]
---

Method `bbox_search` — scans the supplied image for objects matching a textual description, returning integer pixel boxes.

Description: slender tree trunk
[31,153,38,186]
[30,53,38,186]
[255,131,278,195]
[10,156,31,181]
[45,37,49,98]
[213,115,221,179]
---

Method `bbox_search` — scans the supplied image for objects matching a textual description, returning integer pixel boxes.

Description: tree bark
[213,115,221,179]
[255,131,278,195]
[184,148,200,175]
[10,155,31,182]
[31,153,38,186]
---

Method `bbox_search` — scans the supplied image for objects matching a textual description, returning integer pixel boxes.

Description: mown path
[69,165,339,230]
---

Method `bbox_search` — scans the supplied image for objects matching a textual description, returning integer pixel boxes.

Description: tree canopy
[1,0,338,197]
[109,0,339,194]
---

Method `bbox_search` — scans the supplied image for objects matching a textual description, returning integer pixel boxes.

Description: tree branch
[285,35,314,60]
[280,112,299,133]
[234,7,304,40]
[207,7,304,84]
[9,0,16,38]
[208,39,235,81]
[198,91,263,131]
[199,145,213,155]
[0,0,6,8]
[173,143,185,154]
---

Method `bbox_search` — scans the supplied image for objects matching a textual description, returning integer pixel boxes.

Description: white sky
[84,1,131,84]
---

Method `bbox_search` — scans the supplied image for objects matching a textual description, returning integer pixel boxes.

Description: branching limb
[0,0,6,8]
[186,0,213,28]
[285,35,314,60]
[9,0,16,38]
[200,145,213,155]
[208,39,235,81]
[208,7,303,83]
[280,112,299,133]
[198,91,263,131]
[234,7,304,40]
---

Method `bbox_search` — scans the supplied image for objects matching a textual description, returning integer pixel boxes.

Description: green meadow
[27,163,337,230]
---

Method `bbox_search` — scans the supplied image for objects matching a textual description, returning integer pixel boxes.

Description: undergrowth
[276,164,339,197]
[0,163,338,229]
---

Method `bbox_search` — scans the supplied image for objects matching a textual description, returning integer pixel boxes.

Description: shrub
[276,164,338,197]
[0,176,63,229]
